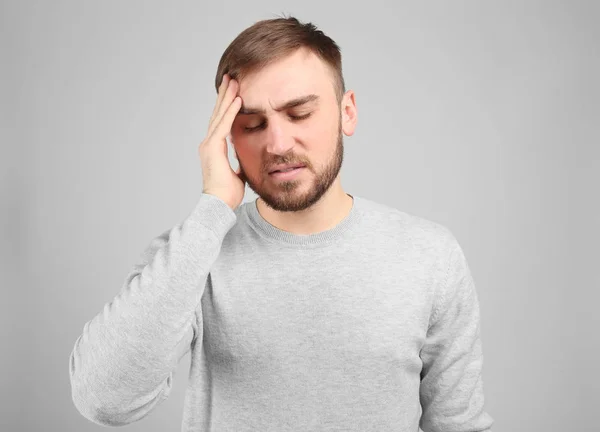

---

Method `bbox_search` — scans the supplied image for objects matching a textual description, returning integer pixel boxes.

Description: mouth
[268,164,306,174]
[268,165,306,179]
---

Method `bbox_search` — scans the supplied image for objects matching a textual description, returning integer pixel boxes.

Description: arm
[68,193,236,426]
[419,239,495,432]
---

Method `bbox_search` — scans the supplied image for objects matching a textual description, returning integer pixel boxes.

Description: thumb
[235,165,246,183]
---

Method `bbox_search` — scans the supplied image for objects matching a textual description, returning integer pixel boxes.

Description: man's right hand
[199,73,246,210]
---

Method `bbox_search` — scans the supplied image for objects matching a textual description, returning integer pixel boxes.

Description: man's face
[230,48,354,213]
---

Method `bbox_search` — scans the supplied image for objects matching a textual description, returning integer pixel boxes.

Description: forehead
[237,48,334,108]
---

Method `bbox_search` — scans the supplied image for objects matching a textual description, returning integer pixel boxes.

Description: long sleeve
[419,239,494,432]
[68,193,237,426]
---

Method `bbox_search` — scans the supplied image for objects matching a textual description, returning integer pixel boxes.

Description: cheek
[313,109,338,134]
[230,138,257,167]
[229,128,250,149]
[306,117,336,145]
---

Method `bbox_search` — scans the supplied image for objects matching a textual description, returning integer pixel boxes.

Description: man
[69,15,494,432]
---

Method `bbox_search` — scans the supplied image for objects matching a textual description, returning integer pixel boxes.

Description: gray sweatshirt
[69,192,494,431]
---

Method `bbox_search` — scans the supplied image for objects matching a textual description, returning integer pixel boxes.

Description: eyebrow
[238,94,320,116]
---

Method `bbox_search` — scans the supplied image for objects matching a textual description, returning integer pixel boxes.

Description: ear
[341,90,357,137]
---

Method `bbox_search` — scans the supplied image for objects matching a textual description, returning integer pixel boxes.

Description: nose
[264,118,295,155]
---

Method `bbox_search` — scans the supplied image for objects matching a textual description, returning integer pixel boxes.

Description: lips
[269,163,306,174]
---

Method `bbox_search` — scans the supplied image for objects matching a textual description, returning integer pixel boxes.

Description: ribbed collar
[243,193,363,248]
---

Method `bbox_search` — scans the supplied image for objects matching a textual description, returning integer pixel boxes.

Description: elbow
[70,382,167,427]
[68,341,172,426]
[70,383,127,427]
[69,360,170,426]
[69,351,136,427]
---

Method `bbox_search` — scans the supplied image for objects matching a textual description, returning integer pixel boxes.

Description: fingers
[209,74,229,127]
[213,95,241,140]
[208,76,239,137]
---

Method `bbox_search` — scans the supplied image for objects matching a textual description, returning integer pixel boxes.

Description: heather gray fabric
[69,192,494,431]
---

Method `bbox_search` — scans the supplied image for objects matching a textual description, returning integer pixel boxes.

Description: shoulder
[355,195,459,256]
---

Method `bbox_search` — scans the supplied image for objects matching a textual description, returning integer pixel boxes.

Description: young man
[69,15,494,432]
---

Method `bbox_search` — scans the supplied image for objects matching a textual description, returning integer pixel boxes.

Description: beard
[238,118,344,213]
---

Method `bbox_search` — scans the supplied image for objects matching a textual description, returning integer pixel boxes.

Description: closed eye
[243,113,312,133]
[289,113,312,121]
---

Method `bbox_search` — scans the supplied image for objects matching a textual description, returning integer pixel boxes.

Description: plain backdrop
[1,1,598,431]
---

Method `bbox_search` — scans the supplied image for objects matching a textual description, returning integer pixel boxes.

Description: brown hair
[215,14,346,104]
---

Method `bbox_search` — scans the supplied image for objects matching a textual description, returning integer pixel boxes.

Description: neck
[256,186,353,235]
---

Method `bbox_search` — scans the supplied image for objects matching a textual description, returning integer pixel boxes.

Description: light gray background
[2,1,598,431]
